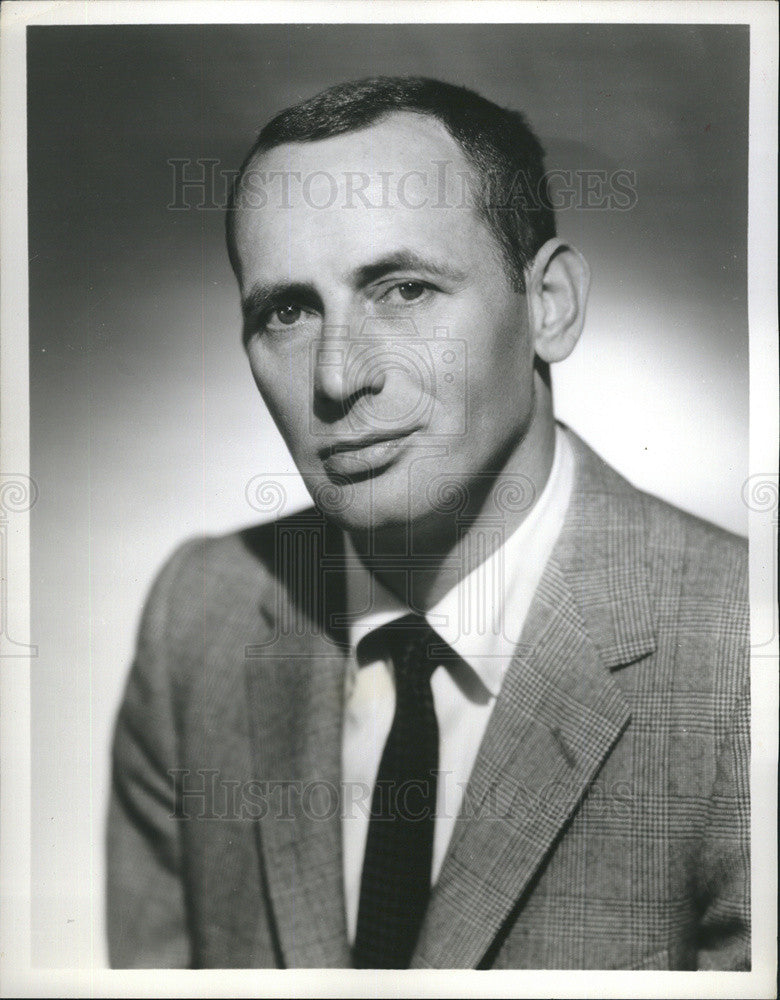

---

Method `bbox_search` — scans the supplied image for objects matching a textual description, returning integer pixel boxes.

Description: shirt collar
[344,424,575,698]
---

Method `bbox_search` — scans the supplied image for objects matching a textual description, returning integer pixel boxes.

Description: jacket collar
[551,428,656,670]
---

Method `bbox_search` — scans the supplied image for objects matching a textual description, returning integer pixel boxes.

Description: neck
[348,377,558,610]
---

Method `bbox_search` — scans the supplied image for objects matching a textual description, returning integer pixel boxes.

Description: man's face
[234,112,537,538]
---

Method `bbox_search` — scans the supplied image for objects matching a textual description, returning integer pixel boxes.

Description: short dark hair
[226,76,556,290]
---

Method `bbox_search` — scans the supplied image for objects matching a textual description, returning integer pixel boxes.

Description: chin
[307,482,419,542]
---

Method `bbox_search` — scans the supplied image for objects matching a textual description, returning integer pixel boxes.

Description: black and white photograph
[0,1,777,996]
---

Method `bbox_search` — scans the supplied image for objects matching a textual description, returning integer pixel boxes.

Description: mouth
[319,428,418,477]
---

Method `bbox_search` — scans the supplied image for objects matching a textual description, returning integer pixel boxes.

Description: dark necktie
[352,613,441,969]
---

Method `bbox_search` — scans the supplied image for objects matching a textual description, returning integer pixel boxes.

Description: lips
[320,429,418,477]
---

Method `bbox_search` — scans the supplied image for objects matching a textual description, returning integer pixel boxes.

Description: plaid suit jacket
[107,429,750,969]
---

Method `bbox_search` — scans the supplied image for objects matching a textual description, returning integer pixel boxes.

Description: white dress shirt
[340,424,576,942]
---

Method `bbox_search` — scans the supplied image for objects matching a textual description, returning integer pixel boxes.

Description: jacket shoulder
[567,427,747,604]
[612,472,749,713]
[132,509,333,690]
[151,506,328,608]
[637,489,748,606]
[639,492,749,699]
[565,428,749,704]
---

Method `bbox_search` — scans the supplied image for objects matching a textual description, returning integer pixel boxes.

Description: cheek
[459,303,533,409]
[247,348,309,443]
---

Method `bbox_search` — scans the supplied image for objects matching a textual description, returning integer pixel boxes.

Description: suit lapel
[243,513,352,967]
[412,431,657,968]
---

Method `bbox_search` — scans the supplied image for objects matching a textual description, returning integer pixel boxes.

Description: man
[107,77,750,970]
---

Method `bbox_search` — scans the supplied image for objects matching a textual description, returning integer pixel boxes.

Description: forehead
[246,111,470,197]
[232,112,499,284]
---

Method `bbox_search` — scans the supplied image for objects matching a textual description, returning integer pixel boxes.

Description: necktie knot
[381,613,440,688]
[356,613,441,685]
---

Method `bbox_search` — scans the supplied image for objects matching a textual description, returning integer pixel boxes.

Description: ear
[525,238,590,363]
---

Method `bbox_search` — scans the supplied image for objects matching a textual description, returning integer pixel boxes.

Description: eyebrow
[241,281,317,322]
[349,250,467,287]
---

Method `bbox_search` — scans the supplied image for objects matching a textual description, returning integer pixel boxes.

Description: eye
[396,281,427,301]
[260,301,315,333]
[380,281,434,306]
[270,304,302,326]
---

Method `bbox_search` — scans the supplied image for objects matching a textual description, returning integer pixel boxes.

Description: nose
[312,325,387,417]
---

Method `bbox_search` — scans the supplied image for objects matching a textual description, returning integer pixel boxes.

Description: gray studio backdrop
[27,23,748,966]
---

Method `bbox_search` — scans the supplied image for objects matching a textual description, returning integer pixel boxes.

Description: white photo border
[1,2,777,997]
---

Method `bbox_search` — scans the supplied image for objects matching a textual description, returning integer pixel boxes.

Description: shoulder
[638,488,747,600]
[130,508,335,692]
[566,426,747,600]
[141,507,331,623]
[564,427,749,711]
[637,492,749,690]
[564,431,749,757]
